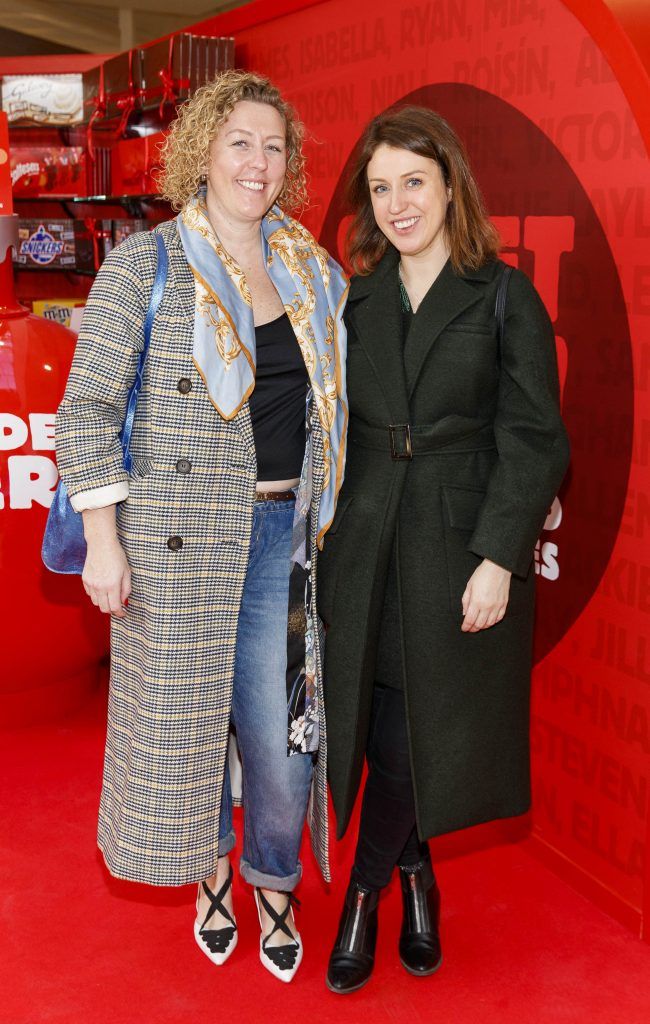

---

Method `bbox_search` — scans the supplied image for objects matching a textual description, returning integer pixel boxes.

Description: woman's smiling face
[205,100,288,226]
[366,143,451,259]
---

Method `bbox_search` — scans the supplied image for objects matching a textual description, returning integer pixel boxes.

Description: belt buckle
[389,423,412,460]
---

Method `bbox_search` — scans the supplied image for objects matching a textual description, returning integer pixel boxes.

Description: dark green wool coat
[318,250,570,842]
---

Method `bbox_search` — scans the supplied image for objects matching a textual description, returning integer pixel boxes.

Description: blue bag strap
[121,231,168,473]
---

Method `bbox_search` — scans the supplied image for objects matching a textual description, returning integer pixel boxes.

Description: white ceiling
[0,1,244,54]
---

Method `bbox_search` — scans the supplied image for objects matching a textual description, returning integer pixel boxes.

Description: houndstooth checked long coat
[55,220,331,886]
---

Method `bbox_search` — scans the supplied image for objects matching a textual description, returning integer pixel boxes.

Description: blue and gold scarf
[177,192,348,753]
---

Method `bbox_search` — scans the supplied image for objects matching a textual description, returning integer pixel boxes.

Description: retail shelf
[69,194,168,216]
[69,194,165,204]
[13,264,95,276]
[14,196,78,202]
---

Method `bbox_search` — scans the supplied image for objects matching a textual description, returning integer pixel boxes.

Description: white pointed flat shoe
[254,887,303,983]
[194,865,238,966]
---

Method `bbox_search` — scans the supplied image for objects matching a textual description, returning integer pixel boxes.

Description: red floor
[2,689,649,1024]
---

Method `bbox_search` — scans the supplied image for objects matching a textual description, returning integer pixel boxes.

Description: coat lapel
[347,251,410,423]
[403,259,482,398]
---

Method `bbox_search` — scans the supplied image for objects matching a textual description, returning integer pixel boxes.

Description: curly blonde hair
[159,70,308,214]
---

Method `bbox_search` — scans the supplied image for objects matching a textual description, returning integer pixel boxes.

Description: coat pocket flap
[444,321,494,336]
[442,484,486,531]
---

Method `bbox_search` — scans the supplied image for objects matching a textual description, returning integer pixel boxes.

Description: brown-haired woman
[55,70,348,983]
[318,106,569,993]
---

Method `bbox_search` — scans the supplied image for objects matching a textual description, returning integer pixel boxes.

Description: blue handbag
[42,231,168,575]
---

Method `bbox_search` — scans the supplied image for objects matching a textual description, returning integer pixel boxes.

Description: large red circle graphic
[320,83,633,664]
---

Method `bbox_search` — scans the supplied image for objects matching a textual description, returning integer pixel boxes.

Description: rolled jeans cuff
[239,856,302,892]
[218,829,236,858]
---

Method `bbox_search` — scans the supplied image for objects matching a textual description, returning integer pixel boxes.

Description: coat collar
[403,258,484,396]
[348,249,499,404]
[348,249,498,299]
[157,217,184,254]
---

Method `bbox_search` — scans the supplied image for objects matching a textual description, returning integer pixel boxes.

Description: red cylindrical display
[0,212,108,728]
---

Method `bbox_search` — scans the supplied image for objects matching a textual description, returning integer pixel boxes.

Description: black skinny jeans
[352,683,431,891]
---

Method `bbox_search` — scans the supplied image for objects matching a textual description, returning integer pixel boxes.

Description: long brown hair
[346,105,499,275]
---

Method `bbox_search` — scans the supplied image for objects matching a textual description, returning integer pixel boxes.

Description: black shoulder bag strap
[495,263,513,351]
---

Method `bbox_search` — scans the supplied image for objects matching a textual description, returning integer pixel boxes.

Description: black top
[250,312,309,480]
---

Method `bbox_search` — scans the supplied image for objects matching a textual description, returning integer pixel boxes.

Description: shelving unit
[9,129,170,303]
[70,193,167,215]
[1,34,233,318]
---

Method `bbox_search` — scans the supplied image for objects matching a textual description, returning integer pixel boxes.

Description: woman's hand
[81,506,131,618]
[461,558,511,633]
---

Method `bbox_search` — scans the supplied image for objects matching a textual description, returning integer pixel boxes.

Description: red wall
[2,0,646,939]
[603,0,650,80]
[188,0,650,938]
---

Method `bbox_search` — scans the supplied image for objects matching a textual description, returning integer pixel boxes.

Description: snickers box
[14,220,76,269]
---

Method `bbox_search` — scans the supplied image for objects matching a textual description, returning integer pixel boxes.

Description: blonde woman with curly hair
[55,70,348,983]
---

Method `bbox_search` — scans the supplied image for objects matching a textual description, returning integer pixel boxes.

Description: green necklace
[398,271,412,313]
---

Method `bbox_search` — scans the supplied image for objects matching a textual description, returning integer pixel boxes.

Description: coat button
[175,458,191,475]
[167,535,183,551]
[177,377,192,394]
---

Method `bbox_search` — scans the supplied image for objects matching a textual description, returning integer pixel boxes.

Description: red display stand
[0,112,108,729]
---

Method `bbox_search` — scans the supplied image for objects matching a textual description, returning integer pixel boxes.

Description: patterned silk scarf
[177,192,348,753]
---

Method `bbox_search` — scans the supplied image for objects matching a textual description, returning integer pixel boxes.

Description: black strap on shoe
[257,888,300,948]
[200,865,236,932]
[257,890,300,971]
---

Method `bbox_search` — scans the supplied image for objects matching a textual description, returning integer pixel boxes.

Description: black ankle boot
[326,878,379,994]
[398,859,442,976]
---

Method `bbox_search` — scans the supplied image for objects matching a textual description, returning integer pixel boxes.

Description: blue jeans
[217,499,313,891]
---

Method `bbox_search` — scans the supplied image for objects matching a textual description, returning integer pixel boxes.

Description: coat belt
[348,419,496,460]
